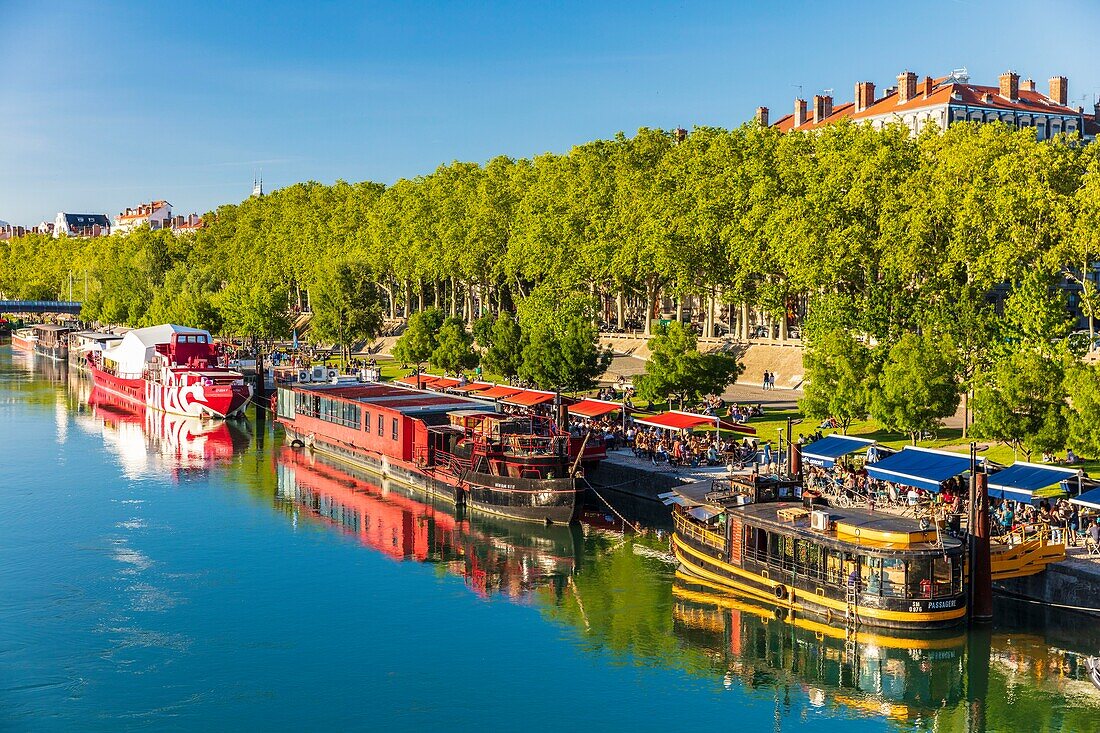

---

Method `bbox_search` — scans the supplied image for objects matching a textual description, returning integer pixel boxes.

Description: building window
[364,411,371,432]
[378,416,384,436]
[391,417,398,440]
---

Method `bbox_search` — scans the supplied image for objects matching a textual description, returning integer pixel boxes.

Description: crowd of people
[803,456,1100,551]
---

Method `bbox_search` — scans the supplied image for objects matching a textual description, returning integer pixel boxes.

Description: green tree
[520,317,610,393]
[472,313,495,347]
[1065,363,1100,458]
[634,322,741,408]
[799,330,872,434]
[870,334,960,444]
[481,312,524,378]
[392,308,444,369]
[310,260,385,363]
[1000,269,1073,356]
[971,350,1067,459]
[430,317,478,373]
[218,280,292,342]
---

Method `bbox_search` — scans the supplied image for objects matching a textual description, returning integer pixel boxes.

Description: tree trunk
[740,302,749,340]
[644,281,656,336]
[962,389,969,439]
[779,305,788,342]
[418,279,425,312]
[616,290,625,330]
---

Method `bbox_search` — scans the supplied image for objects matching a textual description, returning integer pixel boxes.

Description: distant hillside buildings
[54,213,111,238]
[114,200,204,235]
[758,69,1098,142]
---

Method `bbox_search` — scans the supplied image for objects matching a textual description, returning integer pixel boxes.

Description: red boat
[83,385,251,472]
[10,327,37,351]
[87,324,252,419]
[275,446,580,598]
[274,381,600,524]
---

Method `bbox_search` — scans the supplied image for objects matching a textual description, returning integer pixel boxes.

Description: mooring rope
[582,476,641,534]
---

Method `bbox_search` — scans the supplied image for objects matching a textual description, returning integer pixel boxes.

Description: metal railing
[673,509,726,551]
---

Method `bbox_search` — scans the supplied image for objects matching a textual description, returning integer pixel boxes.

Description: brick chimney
[1021,78,1036,93]
[793,98,807,127]
[854,81,876,112]
[755,106,769,127]
[999,71,1019,101]
[812,94,833,123]
[1049,76,1068,106]
[922,76,933,97]
[897,71,917,103]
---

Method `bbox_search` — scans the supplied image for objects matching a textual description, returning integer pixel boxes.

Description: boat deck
[731,501,964,552]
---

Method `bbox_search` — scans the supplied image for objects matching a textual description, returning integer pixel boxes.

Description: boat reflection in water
[275,446,582,600]
[672,572,967,727]
[74,383,252,477]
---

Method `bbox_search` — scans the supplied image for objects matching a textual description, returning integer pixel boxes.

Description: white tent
[101,324,208,376]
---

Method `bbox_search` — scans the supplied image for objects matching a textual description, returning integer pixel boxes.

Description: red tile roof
[772,80,1081,133]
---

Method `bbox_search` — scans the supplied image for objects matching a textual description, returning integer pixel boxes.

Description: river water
[1,345,1098,732]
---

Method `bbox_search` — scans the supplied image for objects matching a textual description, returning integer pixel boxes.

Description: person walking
[762,370,770,390]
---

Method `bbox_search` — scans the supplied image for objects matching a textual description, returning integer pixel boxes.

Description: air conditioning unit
[297,369,311,383]
[810,510,831,532]
[311,365,328,382]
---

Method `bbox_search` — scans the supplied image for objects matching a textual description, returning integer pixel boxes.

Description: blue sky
[2,0,1098,225]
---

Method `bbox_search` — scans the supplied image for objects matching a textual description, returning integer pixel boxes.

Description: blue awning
[865,447,973,492]
[986,462,1079,501]
[802,435,876,468]
[1071,486,1100,511]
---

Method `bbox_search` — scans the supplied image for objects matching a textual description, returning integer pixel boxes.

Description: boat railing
[673,507,726,552]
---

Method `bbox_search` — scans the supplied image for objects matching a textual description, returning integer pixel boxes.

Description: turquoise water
[1,346,1098,732]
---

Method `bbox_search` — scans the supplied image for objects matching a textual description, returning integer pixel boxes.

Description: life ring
[774,584,788,601]
[290,439,305,448]
[774,606,788,621]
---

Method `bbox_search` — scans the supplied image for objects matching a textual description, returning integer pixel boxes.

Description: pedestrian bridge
[0,300,82,315]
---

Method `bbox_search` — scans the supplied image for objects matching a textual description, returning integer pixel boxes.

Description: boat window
[881,557,906,597]
[907,557,932,599]
[825,549,844,585]
[861,556,882,596]
[932,556,953,599]
[767,531,781,563]
[953,556,963,594]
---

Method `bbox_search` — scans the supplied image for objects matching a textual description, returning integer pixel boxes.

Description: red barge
[274,381,600,524]
[88,324,252,419]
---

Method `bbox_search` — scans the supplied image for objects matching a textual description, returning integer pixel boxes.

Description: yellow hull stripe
[672,535,967,624]
[671,573,966,650]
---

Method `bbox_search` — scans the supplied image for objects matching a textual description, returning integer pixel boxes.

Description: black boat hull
[285,429,579,524]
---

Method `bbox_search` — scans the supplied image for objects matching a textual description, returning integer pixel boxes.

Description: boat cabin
[669,475,968,628]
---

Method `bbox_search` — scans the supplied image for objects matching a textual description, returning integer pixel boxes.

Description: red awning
[449,382,491,392]
[633,410,756,435]
[501,390,556,407]
[395,374,436,387]
[568,399,621,418]
[473,386,524,399]
[429,377,460,389]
